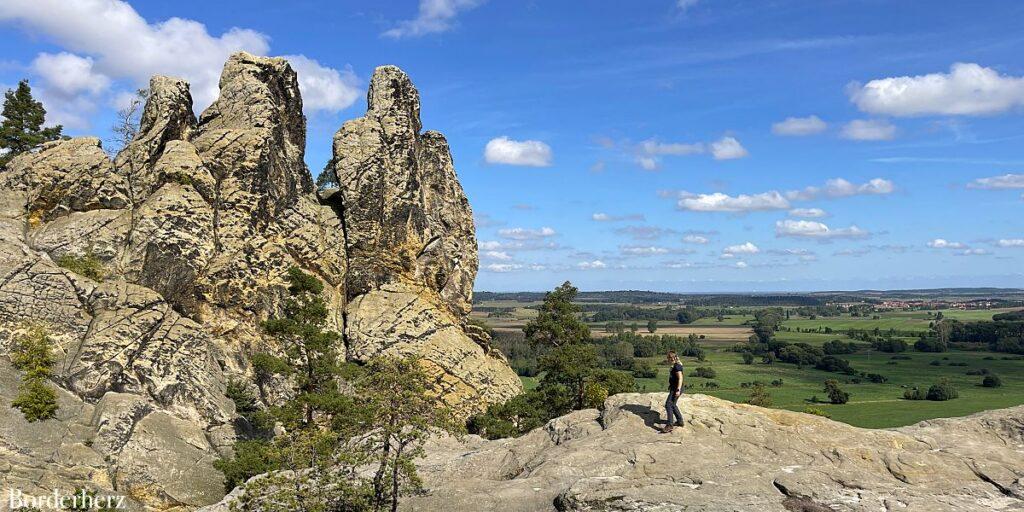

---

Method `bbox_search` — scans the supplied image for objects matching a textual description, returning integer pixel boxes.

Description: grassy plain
[493,303,1024,429]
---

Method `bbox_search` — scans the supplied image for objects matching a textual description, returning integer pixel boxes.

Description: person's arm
[673,367,683,396]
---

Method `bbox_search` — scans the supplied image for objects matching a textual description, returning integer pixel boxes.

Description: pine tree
[0,80,63,167]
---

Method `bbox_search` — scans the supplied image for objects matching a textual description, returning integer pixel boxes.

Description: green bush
[689,366,717,379]
[926,379,959,401]
[982,374,1002,388]
[630,360,657,378]
[823,379,849,404]
[10,325,58,422]
[747,383,771,407]
[822,340,857,355]
[56,251,105,281]
[915,337,947,353]
[12,379,58,422]
[212,439,279,491]
[903,387,926,400]
[225,379,274,438]
[803,406,831,418]
[862,372,888,384]
[815,356,855,375]
[741,352,754,365]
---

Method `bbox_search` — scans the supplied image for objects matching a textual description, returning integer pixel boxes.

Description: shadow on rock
[619,403,663,430]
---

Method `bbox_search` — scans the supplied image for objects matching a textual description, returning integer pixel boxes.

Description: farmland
[475,295,1024,429]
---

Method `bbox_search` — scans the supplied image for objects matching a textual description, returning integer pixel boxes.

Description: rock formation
[405,393,1024,511]
[0,52,520,510]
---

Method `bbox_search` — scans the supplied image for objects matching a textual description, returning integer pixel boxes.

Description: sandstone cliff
[0,52,520,510]
[408,393,1024,511]
[197,392,1024,512]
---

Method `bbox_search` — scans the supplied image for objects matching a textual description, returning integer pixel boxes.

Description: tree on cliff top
[0,80,63,167]
[524,281,590,347]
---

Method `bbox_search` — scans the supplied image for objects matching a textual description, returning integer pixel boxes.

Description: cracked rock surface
[405,393,1024,512]
[0,52,519,510]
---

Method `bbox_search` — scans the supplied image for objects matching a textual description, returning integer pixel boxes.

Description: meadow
[486,302,1024,429]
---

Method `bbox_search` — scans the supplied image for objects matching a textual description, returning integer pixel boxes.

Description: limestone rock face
[0,52,520,509]
[332,66,478,319]
[403,393,1024,512]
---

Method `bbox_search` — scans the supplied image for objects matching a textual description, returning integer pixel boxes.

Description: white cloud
[481,250,512,261]
[677,191,789,212]
[997,239,1024,248]
[632,139,704,170]
[682,235,709,244]
[734,261,748,268]
[639,139,704,156]
[592,212,645,222]
[772,115,827,136]
[382,0,483,39]
[927,238,966,249]
[967,173,1024,190]
[710,136,749,160]
[613,226,678,240]
[282,55,360,113]
[0,0,358,115]
[484,263,521,273]
[840,119,896,141]
[31,52,108,96]
[775,220,869,239]
[788,208,828,218]
[636,156,659,170]
[672,178,894,214]
[849,63,1024,117]
[577,260,607,270]
[479,239,560,252]
[484,136,552,167]
[958,248,990,256]
[620,245,670,256]
[787,178,895,201]
[497,227,556,240]
[677,0,700,11]
[723,242,760,255]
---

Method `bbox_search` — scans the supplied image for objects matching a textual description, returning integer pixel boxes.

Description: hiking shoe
[660,425,674,433]
[674,421,685,427]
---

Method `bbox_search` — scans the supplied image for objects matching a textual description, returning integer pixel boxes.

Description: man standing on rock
[662,351,685,433]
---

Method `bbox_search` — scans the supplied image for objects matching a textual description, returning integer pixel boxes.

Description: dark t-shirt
[668,362,684,392]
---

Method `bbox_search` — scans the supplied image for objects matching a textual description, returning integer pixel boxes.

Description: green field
[780,308,1019,333]
[485,299,1024,428]
[523,347,1024,428]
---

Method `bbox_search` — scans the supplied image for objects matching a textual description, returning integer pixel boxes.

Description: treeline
[938,316,1024,354]
[475,291,829,306]
[583,304,717,323]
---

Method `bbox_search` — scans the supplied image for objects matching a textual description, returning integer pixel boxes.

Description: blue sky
[2,0,1023,292]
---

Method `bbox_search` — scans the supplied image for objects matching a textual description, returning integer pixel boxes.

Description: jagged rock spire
[333,64,479,319]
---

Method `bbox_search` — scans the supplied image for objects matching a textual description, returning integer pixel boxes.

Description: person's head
[665,351,679,365]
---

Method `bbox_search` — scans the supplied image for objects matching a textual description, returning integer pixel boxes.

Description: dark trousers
[665,391,683,425]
